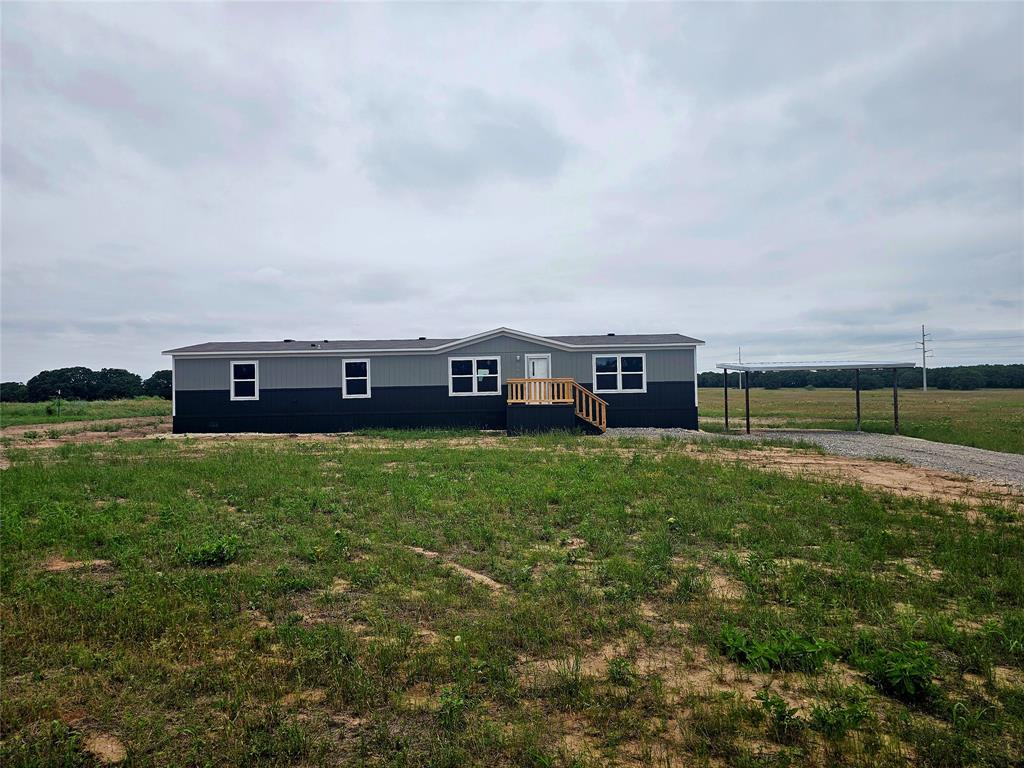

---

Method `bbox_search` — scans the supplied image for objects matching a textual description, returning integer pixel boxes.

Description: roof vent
[418,336,426,340]
[607,332,616,336]
[283,339,294,343]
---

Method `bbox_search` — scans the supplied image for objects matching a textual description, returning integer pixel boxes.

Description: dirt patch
[1,417,171,449]
[895,557,944,582]
[400,682,439,711]
[520,636,832,717]
[280,688,327,708]
[709,570,745,601]
[84,732,127,764]
[42,556,113,574]
[248,609,273,628]
[405,546,506,593]
[994,666,1024,688]
[716,447,1023,514]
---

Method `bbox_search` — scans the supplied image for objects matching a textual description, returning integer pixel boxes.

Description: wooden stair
[507,378,608,432]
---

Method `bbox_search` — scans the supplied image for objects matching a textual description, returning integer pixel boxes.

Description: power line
[931,335,1024,343]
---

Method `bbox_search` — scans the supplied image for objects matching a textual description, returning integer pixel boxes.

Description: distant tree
[143,370,172,399]
[945,368,986,391]
[698,364,1022,390]
[0,382,28,402]
[26,367,97,401]
[93,369,144,399]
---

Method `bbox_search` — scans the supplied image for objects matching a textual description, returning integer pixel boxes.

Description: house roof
[163,327,704,356]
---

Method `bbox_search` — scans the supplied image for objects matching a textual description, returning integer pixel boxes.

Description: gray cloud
[361,90,570,198]
[1,3,1021,381]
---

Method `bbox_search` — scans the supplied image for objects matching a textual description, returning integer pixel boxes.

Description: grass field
[3,390,1021,453]
[2,432,1021,766]
[0,397,171,428]
[699,388,1024,454]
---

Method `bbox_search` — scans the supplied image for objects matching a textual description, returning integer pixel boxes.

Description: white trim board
[342,358,371,399]
[230,360,259,401]
[592,352,647,394]
[448,355,503,397]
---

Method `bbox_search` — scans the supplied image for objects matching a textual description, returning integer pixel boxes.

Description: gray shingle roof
[547,333,703,346]
[163,329,703,355]
[165,338,456,354]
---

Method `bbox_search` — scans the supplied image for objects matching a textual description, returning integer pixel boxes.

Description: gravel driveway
[604,428,1024,490]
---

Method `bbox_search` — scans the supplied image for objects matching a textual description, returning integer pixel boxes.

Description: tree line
[1,362,1020,402]
[1,367,172,402]
[697,364,1024,391]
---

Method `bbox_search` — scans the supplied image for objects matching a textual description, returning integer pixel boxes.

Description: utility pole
[916,325,933,392]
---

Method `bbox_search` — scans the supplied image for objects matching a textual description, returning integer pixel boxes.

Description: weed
[180,535,242,567]
[718,623,836,672]
[863,641,938,703]
[754,688,804,744]
[0,720,86,766]
[674,565,710,601]
[606,656,637,688]
[810,696,871,739]
[437,685,468,731]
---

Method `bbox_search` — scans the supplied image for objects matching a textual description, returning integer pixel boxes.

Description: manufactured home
[164,328,704,434]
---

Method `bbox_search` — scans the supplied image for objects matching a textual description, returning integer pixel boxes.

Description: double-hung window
[593,354,646,393]
[449,357,500,396]
[230,361,259,401]
[342,359,371,398]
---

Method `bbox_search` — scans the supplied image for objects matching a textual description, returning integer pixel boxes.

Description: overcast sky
[2,2,1022,381]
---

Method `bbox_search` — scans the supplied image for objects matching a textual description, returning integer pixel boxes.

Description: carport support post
[723,368,729,432]
[855,369,861,431]
[892,367,900,435]
[744,371,751,435]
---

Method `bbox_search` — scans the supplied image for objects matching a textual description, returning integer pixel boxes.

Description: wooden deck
[506,378,608,432]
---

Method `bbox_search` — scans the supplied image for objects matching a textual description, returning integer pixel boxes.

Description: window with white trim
[449,357,501,396]
[230,361,259,400]
[593,354,646,393]
[342,359,371,398]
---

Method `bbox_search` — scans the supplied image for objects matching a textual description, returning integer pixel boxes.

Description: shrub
[181,535,241,567]
[864,641,937,703]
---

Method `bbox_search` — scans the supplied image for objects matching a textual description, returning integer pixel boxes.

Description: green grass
[2,432,1021,765]
[700,387,1024,453]
[0,397,171,428]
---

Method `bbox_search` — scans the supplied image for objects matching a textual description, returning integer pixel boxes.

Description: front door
[525,354,550,379]
[524,354,551,403]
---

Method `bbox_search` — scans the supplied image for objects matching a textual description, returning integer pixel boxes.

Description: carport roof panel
[715,361,917,372]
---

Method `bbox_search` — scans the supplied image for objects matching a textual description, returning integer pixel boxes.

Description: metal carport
[714,361,918,435]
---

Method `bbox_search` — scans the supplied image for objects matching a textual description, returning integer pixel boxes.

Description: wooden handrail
[507,378,607,432]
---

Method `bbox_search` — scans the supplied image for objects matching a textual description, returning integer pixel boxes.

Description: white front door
[525,354,550,379]
[524,354,551,403]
